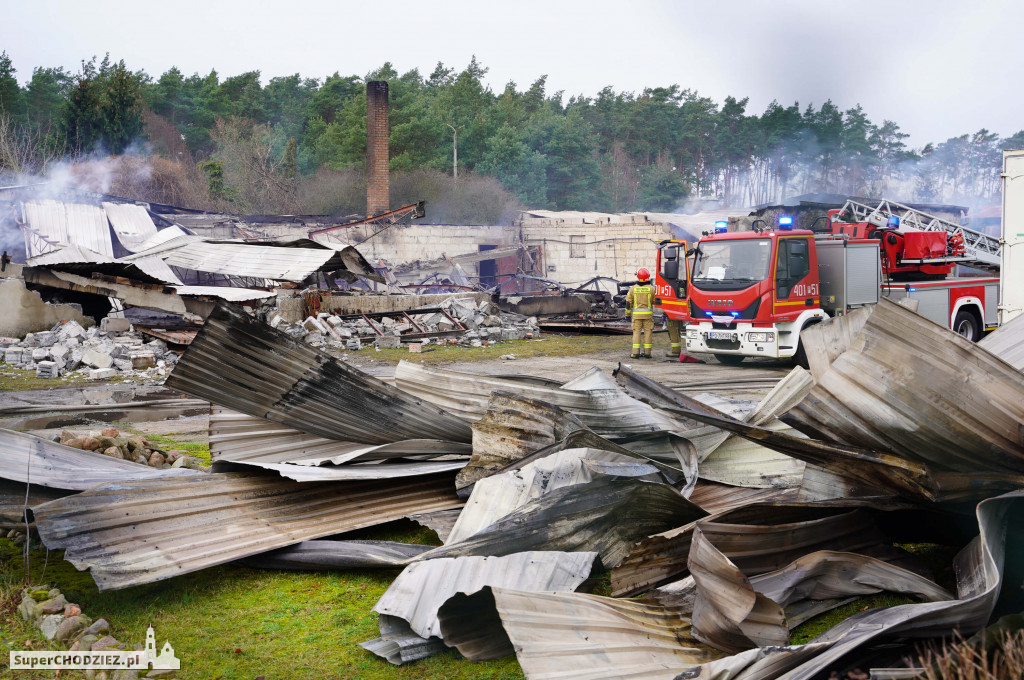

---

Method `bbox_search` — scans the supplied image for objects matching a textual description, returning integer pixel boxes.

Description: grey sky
[1,0,1020,147]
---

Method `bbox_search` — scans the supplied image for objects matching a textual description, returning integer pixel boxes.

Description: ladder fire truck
[654,199,1001,365]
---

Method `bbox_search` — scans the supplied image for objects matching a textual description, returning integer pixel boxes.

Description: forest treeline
[0,51,1021,221]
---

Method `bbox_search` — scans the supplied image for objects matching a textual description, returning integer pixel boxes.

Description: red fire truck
[662,199,1001,365]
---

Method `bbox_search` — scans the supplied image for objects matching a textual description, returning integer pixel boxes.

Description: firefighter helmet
[637,267,651,282]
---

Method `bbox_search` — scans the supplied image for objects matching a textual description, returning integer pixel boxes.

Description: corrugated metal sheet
[785,298,1024,474]
[238,539,432,571]
[137,225,190,250]
[405,508,461,542]
[685,490,1023,680]
[23,201,113,257]
[417,477,707,569]
[979,310,1024,371]
[610,505,892,598]
[363,551,597,664]
[0,428,200,490]
[687,481,799,516]
[128,255,184,285]
[165,303,472,445]
[0,479,70,529]
[395,362,684,438]
[33,470,463,590]
[447,447,677,545]
[102,202,158,252]
[125,235,382,283]
[209,406,471,470]
[458,586,721,678]
[26,244,114,265]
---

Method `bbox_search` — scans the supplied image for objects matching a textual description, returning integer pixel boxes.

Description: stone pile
[267,296,540,351]
[0,318,180,381]
[17,584,177,679]
[57,427,209,472]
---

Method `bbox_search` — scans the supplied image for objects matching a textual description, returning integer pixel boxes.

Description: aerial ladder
[833,199,1001,274]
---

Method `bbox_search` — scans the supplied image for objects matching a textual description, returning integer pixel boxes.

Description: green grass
[347,333,629,364]
[0,521,525,680]
[0,366,121,391]
[788,593,917,644]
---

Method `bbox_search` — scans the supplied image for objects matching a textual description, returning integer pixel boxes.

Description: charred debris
[2,295,1024,678]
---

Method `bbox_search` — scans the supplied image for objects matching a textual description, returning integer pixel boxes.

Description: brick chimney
[366,80,389,216]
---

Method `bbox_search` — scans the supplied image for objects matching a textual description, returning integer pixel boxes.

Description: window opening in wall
[570,235,586,258]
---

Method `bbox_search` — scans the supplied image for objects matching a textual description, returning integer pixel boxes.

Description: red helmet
[637,267,651,282]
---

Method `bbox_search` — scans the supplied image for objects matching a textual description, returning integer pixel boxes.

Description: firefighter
[664,317,683,357]
[626,268,655,359]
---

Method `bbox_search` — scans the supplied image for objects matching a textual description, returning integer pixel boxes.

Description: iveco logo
[708,299,734,307]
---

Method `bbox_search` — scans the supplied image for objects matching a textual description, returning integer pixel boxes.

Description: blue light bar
[778,216,793,229]
[730,311,740,317]
[714,220,728,233]
[887,215,900,228]
[705,311,713,317]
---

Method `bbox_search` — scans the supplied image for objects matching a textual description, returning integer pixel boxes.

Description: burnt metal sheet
[0,479,71,529]
[0,428,200,490]
[126,236,382,283]
[136,327,197,346]
[209,406,469,480]
[165,302,472,445]
[784,298,1024,474]
[405,508,462,543]
[447,446,680,545]
[685,491,1024,680]
[32,470,462,590]
[449,586,721,678]
[416,477,707,570]
[102,201,158,252]
[238,539,432,570]
[614,363,807,488]
[394,362,685,437]
[610,505,894,598]
[362,551,597,665]
[687,529,952,654]
[979,310,1024,371]
[687,481,799,516]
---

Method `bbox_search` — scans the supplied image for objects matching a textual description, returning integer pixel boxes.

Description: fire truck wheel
[953,310,980,342]
[714,354,745,366]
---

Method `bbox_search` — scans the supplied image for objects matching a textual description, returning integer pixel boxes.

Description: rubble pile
[0,318,180,381]
[267,296,540,351]
[56,427,208,472]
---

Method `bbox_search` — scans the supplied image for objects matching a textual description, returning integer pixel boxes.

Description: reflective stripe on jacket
[627,284,654,316]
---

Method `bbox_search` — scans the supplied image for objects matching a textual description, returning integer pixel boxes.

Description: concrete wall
[0,278,95,338]
[274,290,488,323]
[520,219,673,290]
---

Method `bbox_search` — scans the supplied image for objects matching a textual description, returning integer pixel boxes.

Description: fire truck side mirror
[663,259,679,281]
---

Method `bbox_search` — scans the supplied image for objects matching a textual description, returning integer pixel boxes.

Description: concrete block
[113,336,142,346]
[33,331,56,347]
[100,317,131,333]
[114,358,134,372]
[345,338,362,351]
[4,347,23,364]
[501,327,527,341]
[130,352,156,369]
[269,314,284,329]
[0,336,19,347]
[31,348,50,361]
[49,344,69,361]
[56,320,85,340]
[326,315,344,328]
[82,348,113,369]
[302,316,327,334]
[36,361,59,379]
[374,335,401,349]
[89,368,117,380]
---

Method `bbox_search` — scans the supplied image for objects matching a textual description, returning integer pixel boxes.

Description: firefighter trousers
[665,317,683,356]
[631,317,654,355]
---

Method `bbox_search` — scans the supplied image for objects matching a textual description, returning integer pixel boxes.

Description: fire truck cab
[653,239,690,322]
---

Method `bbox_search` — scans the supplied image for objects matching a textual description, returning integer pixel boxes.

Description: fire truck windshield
[692,239,772,287]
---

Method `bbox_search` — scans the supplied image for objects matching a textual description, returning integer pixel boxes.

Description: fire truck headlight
[747,332,775,343]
